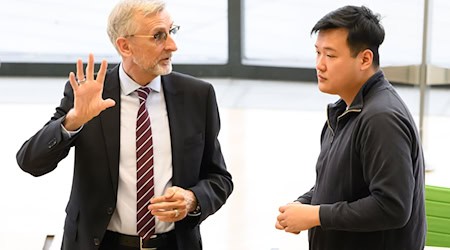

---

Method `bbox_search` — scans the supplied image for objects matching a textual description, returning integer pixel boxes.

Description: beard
[132,55,173,76]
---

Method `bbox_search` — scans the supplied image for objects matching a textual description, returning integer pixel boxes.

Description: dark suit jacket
[16,65,233,250]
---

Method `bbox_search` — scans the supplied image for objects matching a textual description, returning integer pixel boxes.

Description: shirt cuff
[61,123,83,139]
[187,204,201,217]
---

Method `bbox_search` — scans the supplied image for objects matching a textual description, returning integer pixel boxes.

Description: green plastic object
[426,185,450,247]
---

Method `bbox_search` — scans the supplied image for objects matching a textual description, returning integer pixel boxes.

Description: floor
[0,76,449,249]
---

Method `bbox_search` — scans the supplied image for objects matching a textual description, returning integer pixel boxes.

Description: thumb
[101,99,116,110]
[164,186,179,199]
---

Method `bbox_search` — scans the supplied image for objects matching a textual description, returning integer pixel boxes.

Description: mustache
[161,54,172,60]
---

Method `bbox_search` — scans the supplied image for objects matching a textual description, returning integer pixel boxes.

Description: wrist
[191,203,201,214]
[315,205,321,226]
[183,190,199,213]
[63,109,84,131]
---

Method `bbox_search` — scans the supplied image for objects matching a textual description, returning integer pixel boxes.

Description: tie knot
[137,87,151,103]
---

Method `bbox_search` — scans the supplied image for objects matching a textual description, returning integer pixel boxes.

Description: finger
[156,216,175,222]
[156,208,186,222]
[164,187,179,199]
[285,227,300,234]
[148,199,178,212]
[278,218,286,228]
[150,200,183,211]
[151,208,176,217]
[150,195,167,204]
[96,59,108,84]
[277,213,285,222]
[86,53,95,81]
[156,214,181,223]
[76,59,85,82]
[148,201,168,211]
[100,99,116,111]
[68,72,78,91]
[279,205,286,213]
[275,221,284,230]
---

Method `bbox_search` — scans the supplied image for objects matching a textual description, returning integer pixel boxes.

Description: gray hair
[107,0,166,52]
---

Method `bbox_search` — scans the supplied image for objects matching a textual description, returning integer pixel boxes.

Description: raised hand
[63,53,116,131]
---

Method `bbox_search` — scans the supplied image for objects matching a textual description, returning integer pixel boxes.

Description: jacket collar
[160,73,183,185]
[326,70,389,129]
[348,70,388,110]
[329,70,388,111]
[99,65,121,193]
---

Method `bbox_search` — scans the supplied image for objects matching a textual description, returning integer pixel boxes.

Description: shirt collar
[119,64,161,96]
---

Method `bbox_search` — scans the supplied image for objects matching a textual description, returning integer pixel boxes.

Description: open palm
[65,54,116,130]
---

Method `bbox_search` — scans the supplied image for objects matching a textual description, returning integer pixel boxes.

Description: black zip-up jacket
[297,71,426,250]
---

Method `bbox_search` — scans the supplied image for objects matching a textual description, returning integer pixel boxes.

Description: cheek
[318,64,347,94]
[330,62,352,82]
[339,65,359,82]
[136,46,158,58]
[148,50,164,63]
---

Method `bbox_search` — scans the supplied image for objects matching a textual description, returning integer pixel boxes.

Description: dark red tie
[136,87,155,239]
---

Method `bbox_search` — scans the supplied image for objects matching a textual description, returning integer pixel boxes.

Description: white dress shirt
[107,64,174,235]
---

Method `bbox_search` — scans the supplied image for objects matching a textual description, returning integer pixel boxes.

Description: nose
[164,34,178,52]
[316,54,326,72]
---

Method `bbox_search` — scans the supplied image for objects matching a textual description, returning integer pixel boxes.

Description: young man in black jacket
[276,5,426,250]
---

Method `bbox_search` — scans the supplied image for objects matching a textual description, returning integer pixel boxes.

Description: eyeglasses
[125,25,180,45]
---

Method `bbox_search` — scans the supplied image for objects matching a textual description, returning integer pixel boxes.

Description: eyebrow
[149,22,175,32]
[315,45,337,52]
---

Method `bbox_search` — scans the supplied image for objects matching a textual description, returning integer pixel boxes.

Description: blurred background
[1,0,449,249]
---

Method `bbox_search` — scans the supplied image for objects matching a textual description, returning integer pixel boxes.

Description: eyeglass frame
[124,25,180,44]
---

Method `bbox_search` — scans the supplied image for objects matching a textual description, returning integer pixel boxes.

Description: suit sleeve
[16,81,77,176]
[187,85,233,226]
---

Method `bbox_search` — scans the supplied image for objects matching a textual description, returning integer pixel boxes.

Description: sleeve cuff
[61,123,83,139]
[187,204,201,217]
[318,204,333,230]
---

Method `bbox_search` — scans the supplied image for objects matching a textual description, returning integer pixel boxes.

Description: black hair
[311,5,385,67]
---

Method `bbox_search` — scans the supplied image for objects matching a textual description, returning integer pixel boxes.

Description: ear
[359,49,373,71]
[116,37,133,57]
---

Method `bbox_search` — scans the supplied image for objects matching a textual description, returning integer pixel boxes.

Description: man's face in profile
[314,28,362,100]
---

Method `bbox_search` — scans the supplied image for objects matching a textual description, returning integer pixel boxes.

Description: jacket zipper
[327,108,362,144]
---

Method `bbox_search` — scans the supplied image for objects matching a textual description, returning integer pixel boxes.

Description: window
[0,0,228,64]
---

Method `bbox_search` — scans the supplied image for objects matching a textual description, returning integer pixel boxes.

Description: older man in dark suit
[16,0,233,249]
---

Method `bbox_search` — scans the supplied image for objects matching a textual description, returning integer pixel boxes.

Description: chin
[318,85,337,96]
[155,64,173,76]
[317,82,329,93]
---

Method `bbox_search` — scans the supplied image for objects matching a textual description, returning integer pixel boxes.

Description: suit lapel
[162,74,184,186]
[100,66,121,193]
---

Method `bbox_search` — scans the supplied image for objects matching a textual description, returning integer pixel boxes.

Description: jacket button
[47,138,57,148]
[107,207,114,215]
[93,238,100,246]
